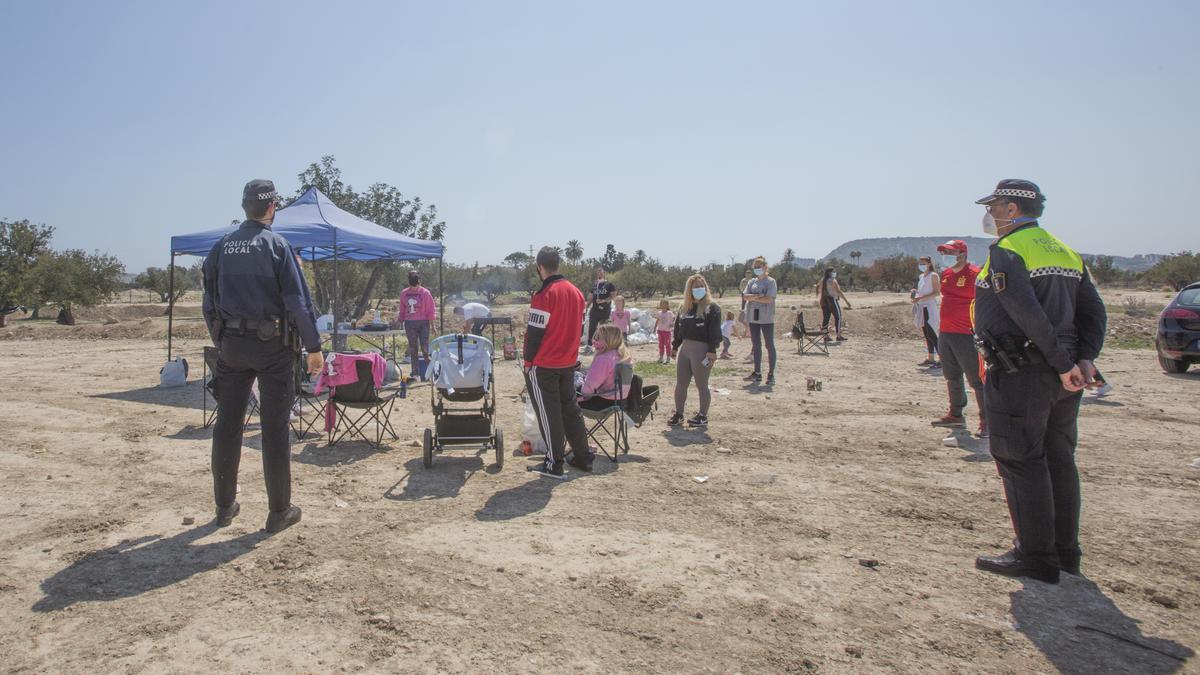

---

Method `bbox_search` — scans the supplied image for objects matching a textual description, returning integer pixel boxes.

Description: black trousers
[985,367,1083,568]
[587,306,610,344]
[820,296,842,332]
[921,307,939,355]
[211,334,296,514]
[525,365,589,470]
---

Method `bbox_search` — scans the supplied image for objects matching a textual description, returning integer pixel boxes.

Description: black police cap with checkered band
[975,179,1044,204]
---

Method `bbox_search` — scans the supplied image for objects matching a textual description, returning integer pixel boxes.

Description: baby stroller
[423,333,503,469]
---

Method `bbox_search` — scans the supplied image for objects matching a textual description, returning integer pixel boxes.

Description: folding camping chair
[202,346,260,428]
[290,354,327,441]
[578,366,659,464]
[792,312,830,356]
[327,358,404,447]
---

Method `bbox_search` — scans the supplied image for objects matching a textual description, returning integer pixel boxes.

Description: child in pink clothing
[578,325,633,410]
[652,299,675,364]
[609,295,631,335]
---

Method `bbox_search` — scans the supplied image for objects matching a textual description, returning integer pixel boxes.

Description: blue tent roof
[169,187,444,261]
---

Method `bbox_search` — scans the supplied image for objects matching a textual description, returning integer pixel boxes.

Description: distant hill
[820,237,1166,272]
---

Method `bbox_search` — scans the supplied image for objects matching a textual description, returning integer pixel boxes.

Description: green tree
[1143,251,1200,291]
[564,240,583,264]
[136,265,190,303]
[0,219,54,325]
[611,264,657,301]
[864,254,918,292]
[503,251,534,269]
[26,249,124,325]
[599,244,626,272]
[294,156,446,321]
[474,266,519,304]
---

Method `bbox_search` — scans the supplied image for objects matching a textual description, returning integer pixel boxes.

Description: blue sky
[1,0,1196,272]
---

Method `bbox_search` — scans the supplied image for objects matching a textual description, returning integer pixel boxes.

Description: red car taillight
[1161,307,1200,320]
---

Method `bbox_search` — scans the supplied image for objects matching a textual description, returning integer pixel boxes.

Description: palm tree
[565,240,583,264]
[850,250,862,266]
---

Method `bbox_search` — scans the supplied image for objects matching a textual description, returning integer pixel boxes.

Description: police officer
[971,179,1107,584]
[202,180,324,533]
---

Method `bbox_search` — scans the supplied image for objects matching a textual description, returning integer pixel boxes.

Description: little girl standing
[652,299,675,364]
[720,311,735,359]
[610,295,631,335]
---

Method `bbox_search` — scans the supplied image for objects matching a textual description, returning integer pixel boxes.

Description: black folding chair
[327,358,403,447]
[290,353,327,441]
[580,362,635,463]
[202,346,259,428]
[793,312,829,356]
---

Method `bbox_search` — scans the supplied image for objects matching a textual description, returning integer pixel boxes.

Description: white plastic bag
[159,358,188,388]
[522,395,548,455]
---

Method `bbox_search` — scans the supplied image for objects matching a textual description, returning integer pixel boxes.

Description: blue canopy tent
[166,187,446,358]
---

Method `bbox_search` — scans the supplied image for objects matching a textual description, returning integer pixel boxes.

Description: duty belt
[220,317,282,339]
[975,330,1047,373]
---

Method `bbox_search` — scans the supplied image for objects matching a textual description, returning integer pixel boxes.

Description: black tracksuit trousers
[985,367,1083,568]
[524,365,589,471]
[211,335,296,514]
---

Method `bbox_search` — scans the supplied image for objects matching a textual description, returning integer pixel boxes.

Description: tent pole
[167,252,175,360]
[438,256,444,335]
[332,229,340,350]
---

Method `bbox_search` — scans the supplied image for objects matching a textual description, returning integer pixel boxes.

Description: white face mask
[753,268,764,277]
[692,287,707,300]
[918,264,928,273]
[982,211,998,236]
[830,272,837,279]
[941,254,958,268]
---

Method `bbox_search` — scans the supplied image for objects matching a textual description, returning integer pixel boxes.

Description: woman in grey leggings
[667,274,723,429]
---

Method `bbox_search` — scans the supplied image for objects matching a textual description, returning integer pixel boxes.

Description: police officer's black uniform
[202,180,322,532]
[971,180,1107,583]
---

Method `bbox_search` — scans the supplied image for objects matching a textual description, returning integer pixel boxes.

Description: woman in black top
[668,274,722,429]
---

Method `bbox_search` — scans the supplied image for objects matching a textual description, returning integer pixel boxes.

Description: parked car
[1155,281,1200,373]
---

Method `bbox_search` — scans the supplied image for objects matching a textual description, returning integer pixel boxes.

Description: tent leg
[438,257,444,335]
[332,230,344,351]
[167,253,175,360]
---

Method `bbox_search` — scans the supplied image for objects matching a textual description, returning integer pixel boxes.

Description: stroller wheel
[422,428,433,469]
[494,428,504,469]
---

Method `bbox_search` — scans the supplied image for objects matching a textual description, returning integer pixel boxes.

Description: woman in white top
[910,256,941,367]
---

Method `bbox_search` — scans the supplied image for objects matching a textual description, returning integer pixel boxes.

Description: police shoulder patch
[992,271,1006,293]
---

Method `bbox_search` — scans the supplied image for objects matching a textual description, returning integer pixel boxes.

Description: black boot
[265,505,302,533]
[215,501,240,527]
[975,548,1059,584]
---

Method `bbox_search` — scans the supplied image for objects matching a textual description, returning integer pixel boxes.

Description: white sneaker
[1091,382,1113,397]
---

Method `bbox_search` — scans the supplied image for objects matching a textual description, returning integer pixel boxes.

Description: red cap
[937,239,967,253]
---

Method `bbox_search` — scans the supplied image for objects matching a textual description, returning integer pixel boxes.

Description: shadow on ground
[944,428,992,463]
[292,439,391,467]
[662,428,714,447]
[92,380,206,410]
[1011,575,1194,674]
[1080,397,1125,408]
[473,455,646,522]
[385,454,492,501]
[33,523,268,613]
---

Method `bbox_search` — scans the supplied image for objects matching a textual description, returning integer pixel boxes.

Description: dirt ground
[0,291,1196,673]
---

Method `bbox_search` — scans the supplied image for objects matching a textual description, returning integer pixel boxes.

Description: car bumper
[1156,329,1200,359]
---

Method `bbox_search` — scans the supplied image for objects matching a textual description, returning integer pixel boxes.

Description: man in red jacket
[524,246,593,478]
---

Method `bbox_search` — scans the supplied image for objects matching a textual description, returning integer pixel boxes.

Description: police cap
[242,179,279,206]
[975,179,1044,205]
